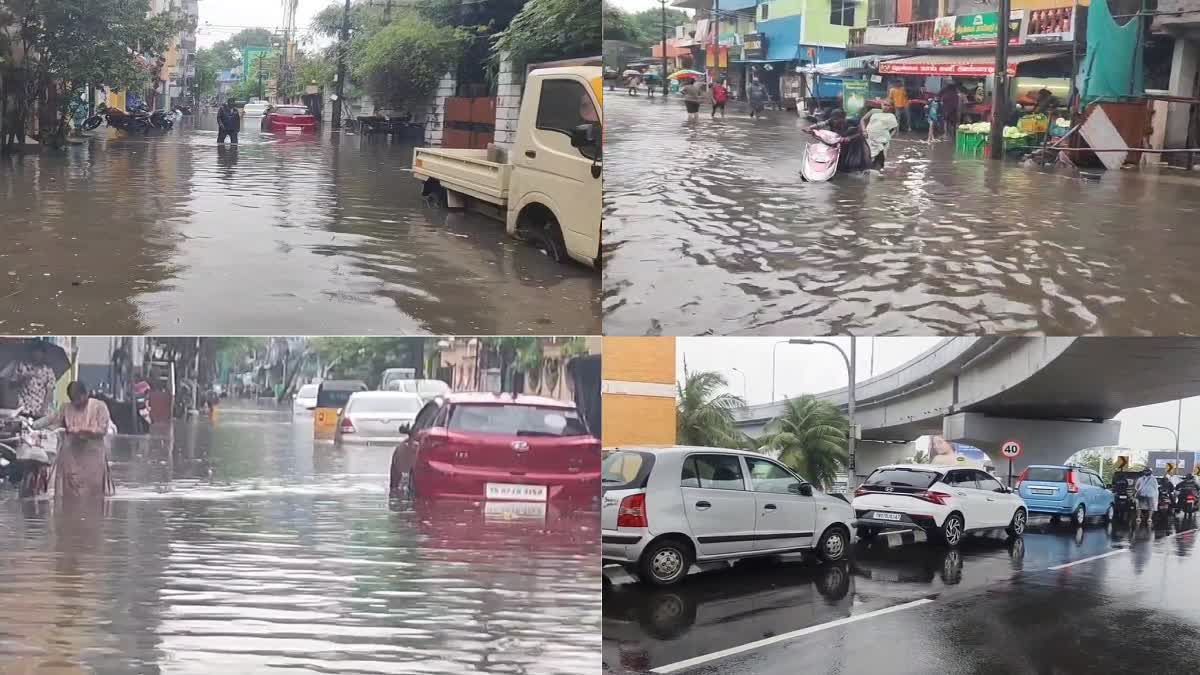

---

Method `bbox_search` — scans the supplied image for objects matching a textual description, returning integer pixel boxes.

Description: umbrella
[643,72,662,81]
[0,339,71,379]
[668,70,704,81]
[622,69,642,77]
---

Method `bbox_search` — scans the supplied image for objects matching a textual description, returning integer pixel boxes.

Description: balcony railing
[849,5,1086,49]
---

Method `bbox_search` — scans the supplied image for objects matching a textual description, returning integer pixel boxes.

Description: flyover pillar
[943,412,1121,474]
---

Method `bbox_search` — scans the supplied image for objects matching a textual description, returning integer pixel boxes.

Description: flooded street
[603,94,1200,335]
[0,403,601,674]
[0,116,600,335]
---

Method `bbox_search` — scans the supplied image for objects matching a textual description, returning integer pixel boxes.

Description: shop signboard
[1025,6,1075,44]
[864,26,910,47]
[843,80,869,117]
[743,32,766,59]
[950,11,1024,47]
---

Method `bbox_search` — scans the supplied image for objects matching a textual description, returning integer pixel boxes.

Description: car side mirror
[398,423,411,434]
[790,483,813,497]
[571,122,600,148]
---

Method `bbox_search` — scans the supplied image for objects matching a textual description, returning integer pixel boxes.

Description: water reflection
[603,94,1200,335]
[0,116,600,335]
[0,404,600,674]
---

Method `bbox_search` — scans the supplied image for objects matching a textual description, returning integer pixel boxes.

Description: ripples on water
[602,94,1200,335]
[0,116,600,335]
[0,406,601,674]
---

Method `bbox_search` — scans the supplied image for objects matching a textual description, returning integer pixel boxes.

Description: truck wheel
[421,179,448,207]
[541,219,568,264]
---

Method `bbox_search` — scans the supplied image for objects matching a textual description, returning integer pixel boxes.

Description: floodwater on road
[0,115,600,335]
[603,94,1200,335]
[0,403,601,674]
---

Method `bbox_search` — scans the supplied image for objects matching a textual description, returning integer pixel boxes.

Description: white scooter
[0,408,57,498]
[800,128,843,182]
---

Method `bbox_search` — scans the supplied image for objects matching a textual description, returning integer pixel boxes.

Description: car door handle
[763,504,777,510]
[956,492,966,496]
[525,150,536,158]
[695,501,711,510]
[986,498,996,502]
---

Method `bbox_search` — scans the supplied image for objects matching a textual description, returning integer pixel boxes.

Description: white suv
[601,446,856,587]
[852,464,1028,547]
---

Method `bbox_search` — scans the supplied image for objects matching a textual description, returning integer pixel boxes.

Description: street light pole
[1144,423,1180,473]
[730,367,747,401]
[988,0,1012,162]
[780,338,858,493]
[660,0,669,96]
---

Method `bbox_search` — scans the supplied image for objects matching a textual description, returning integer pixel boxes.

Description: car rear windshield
[349,396,422,413]
[1025,467,1068,482]
[603,451,650,489]
[865,468,940,490]
[275,107,309,115]
[448,404,589,437]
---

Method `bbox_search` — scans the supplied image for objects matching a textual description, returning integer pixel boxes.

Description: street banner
[935,11,1024,47]
[864,26,910,47]
[933,17,956,47]
[1025,6,1075,44]
[843,80,869,117]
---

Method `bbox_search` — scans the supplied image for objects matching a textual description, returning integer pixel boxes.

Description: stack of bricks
[423,71,457,147]
[494,52,523,149]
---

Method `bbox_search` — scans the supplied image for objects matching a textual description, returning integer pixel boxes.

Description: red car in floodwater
[260,105,317,134]
[392,392,600,504]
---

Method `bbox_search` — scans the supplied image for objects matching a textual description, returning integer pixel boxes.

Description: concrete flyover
[734,338,1200,478]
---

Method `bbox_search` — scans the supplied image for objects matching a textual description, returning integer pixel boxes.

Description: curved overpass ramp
[735,337,1200,474]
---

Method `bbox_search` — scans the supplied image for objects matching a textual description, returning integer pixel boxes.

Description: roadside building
[1153,0,1200,157]
[601,337,677,451]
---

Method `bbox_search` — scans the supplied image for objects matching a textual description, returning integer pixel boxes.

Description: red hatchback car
[392,393,600,504]
[261,105,317,134]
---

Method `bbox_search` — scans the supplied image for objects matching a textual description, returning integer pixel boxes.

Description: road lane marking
[649,598,935,674]
[1048,549,1129,570]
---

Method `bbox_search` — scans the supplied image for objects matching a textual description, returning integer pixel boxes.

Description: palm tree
[676,369,747,448]
[757,395,848,490]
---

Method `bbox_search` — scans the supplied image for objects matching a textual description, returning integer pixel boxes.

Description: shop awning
[804,55,902,77]
[879,51,1066,77]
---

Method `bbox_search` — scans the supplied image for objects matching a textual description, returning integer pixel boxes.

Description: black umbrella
[0,339,72,378]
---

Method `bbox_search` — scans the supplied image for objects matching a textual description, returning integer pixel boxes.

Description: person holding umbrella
[680,78,704,121]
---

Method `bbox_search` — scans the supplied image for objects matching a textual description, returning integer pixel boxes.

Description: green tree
[309,338,431,387]
[756,395,849,490]
[676,368,746,449]
[490,0,601,71]
[603,5,642,44]
[1,0,182,146]
[1071,451,1118,484]
[630,7,689,48]
[208,28,276,71]
[354,15,468,110]
[193,47,221,99]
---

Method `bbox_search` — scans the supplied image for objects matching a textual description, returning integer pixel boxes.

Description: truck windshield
[536,79,600,161]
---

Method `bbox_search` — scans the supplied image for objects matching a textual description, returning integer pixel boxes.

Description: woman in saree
[34,381,115,500]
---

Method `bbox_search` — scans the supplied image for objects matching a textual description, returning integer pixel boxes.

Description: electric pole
[660,0,669,96]
[988,0,1011,162]
[258,53,266,99]
[332,0,352,129]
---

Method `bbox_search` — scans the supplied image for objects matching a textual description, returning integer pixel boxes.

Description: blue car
[1016,465,1115,526]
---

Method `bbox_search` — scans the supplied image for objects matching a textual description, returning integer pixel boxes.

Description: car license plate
[286,126,302,133]
[486,482,548,502]
[1031,487,1055,494]
[484,500,547,521]
[872,511,902,521]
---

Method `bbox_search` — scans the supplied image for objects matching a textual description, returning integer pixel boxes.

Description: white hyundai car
[602,446,855,587]
[852,464,1028,547]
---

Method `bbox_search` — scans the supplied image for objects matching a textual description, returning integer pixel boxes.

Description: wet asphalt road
[603,516,1200,674]
[0,402,601,674]
[603,93,1200,336]
[0,115,600,335]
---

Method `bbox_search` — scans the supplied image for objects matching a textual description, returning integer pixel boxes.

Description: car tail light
[854,486,870,497]
[340,417,355,433]
[617,493,647,528]
[1015,468,1029,490]
[919,490,953,505]
[1066,470,1080,493]
[1188,495,1197,503]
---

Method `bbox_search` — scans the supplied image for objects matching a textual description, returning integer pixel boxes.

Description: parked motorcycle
[0,409,57,498]
[149,109,175,130]
[801,128,843,182]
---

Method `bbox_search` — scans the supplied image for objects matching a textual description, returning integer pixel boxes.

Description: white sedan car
[293,383,318,413]
[852,464,1027,547]
[335,391,424,445]
[243,101,270,117]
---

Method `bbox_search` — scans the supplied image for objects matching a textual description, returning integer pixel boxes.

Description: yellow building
[601,337,677,450]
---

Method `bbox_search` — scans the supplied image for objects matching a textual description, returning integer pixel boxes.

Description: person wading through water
[34,381,116,503]
[217,98,241,145]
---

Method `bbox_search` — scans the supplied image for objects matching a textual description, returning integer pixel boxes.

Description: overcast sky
[609,0,689,15]
[676,337,1200,453]
[196,0,329,48]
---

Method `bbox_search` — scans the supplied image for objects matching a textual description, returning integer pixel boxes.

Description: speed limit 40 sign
[1000,439,1023,459]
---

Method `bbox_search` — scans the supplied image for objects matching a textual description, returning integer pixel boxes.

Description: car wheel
[939,513,964,547]
[1103,503,1115,524]
[1006,508,1027,537]
[406,470,418,498]
[638,538,692,587]
[817,526,849,562]
[1072,504,1086,527]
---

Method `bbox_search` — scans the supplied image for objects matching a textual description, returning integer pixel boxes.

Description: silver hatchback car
[602,446,855,586]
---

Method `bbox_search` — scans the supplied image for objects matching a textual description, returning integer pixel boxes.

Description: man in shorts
[681,79,703,121]
[1134,468,1159,527]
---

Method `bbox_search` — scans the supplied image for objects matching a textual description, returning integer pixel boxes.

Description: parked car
[243,100,270,117]
[1015,464,1115,526]
[336,391,424,445]
[392,393,599,504]
[261,104,317,133]
[601,446,855,587]
[380,368,416,390]
[852,464,1027,548]
[293,383,319,413]
[383,378,451,401]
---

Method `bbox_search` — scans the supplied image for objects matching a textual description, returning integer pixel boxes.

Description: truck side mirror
[570,123,599,149]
